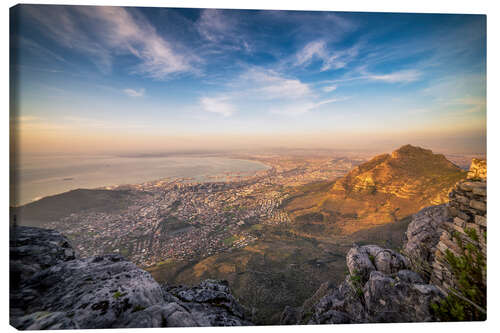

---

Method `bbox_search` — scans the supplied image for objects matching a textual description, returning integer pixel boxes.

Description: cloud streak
[365,69,422,83]
[123,88,145,97]
[196,9,251,53]
[270,97,349,115]
[295,40,359,71]
[24,5,200,79]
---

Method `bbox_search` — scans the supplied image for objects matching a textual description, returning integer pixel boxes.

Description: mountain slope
[12,189,149,227]
[284,145,466,234]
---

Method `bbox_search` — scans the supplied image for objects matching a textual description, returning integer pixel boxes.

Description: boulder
[284,244,444,325]
[346,244,408,283]
[163,280,251,326]
[12,254,165,329]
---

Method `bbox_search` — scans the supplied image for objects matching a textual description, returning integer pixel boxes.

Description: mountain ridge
[285,144,466,234]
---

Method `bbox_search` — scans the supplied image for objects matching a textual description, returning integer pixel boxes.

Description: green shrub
[349,271,364,298]
[113,291,126,299]
[431,239,486,321]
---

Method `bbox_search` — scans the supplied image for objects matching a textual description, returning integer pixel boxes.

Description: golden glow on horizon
[11,111,486,155]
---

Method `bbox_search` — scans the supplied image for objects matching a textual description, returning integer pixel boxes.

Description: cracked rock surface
[281,244,444,325]
[10,226,251,329]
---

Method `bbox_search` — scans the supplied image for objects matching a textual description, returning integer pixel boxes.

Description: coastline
[12,156,271,208]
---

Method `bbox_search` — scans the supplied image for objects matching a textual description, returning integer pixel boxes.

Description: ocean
[10,154,270,206]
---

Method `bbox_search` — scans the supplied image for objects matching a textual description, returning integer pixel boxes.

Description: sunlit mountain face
[10,6,485,155]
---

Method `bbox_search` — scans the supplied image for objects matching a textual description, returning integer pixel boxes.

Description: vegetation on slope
[431,228,486,321]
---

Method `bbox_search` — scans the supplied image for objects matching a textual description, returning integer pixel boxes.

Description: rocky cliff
[281,158,487,324]
[10,226,251,329]
[280,244,444,324]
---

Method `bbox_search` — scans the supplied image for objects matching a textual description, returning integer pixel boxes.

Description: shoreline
[13,156,272,208]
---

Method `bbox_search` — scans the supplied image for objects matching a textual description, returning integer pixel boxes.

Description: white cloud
[196,9,230,43]
[200,68,347,117]
[366,69,422,83]
[25,5,199,78]
[296,41,326,66]
[322,84,338,92]
[295,40,359,71]
[271,97,347,116]
[196,9,251,53]
[314,98,347,107]
[200,97,235,117]
[240,68,311,99]
[123,88,145,97]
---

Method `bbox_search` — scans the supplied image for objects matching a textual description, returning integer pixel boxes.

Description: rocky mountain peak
[390,144,433,159]
[285,145,466,235]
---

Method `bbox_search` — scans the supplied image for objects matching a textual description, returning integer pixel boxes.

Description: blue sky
[10,5,486,153]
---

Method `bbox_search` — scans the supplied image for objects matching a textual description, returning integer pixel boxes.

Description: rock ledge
[10,226,251,329]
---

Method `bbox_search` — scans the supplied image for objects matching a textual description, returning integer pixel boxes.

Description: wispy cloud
[364,69,422,83]
[17,37,67,64]
[200,96,235,117]
[123,88,145,97]
[197,9,230,43]
[321,67,423,85]
[196,9,251,53]
[239,68,311,99]
[24,5,200,79]
[322,84,338,92]
[294,40,359,71]
[270,97,348,116]
[199,67,349,117]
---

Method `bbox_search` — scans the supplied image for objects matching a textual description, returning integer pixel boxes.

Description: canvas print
[9,4,486,329]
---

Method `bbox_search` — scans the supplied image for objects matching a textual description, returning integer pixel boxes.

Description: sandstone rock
[467,158,486,180]
[470,200,486,212]
[459,182,475,192]
[455,195,469,205]
[403,204,448,280]
[475,215,487,227]
[346,245,408,283]
[472,185,486,196]
[453,217,466,228]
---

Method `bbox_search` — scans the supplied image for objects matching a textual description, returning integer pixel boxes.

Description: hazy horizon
[10,6,486,155]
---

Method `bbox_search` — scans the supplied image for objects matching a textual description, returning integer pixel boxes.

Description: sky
[10,5,486,154]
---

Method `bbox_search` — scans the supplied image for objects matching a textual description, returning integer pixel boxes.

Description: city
[40,153,367,267]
